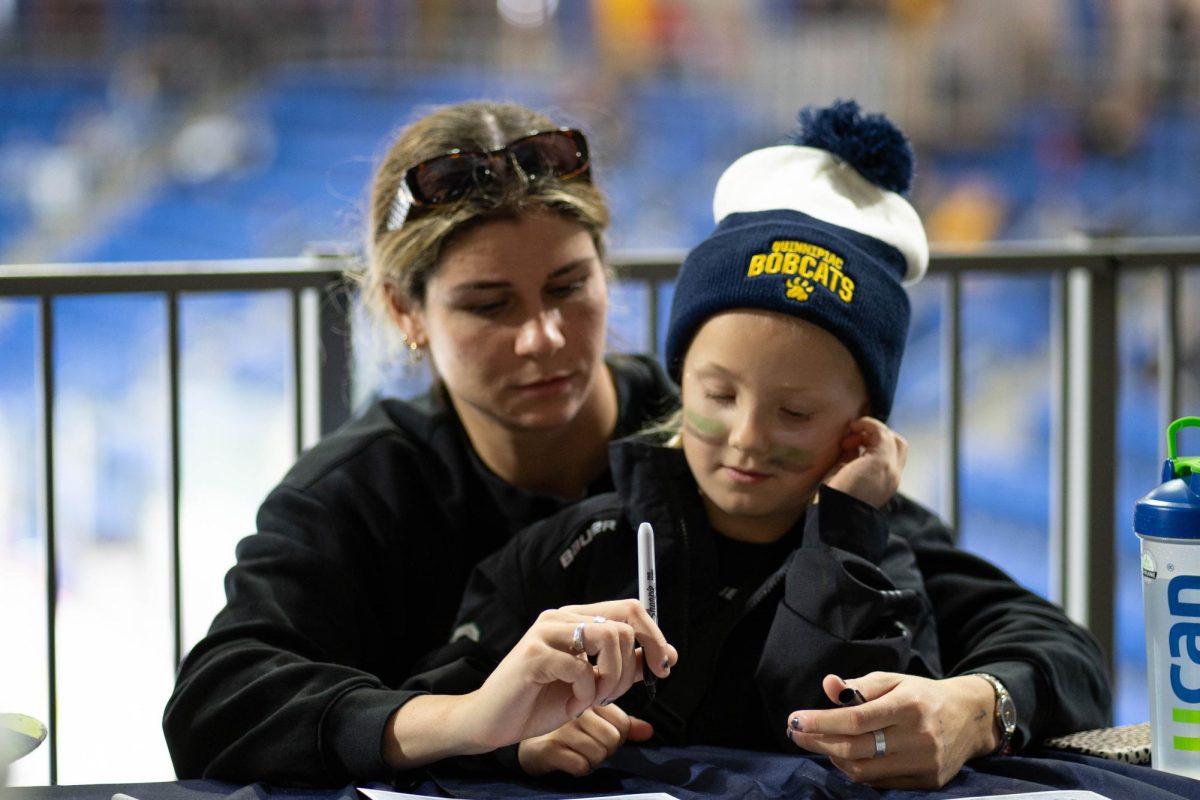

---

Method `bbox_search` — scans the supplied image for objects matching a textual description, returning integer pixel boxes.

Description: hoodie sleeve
[888,494,1112,750]
[754,486,938,748]
[163,485,425,787]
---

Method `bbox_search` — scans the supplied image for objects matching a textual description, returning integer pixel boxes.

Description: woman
[162,101,678,787]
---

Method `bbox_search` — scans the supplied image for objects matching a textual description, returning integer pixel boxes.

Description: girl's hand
[824,418,907,508]
[518,704,654,776]
[784,672,998,789]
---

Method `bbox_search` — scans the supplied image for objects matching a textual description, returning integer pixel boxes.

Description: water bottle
[1136,416,1200,778]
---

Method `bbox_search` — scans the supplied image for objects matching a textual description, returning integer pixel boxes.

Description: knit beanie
[664,100,928,421]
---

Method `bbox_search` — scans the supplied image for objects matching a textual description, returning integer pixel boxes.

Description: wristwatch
[975,673,1017,755]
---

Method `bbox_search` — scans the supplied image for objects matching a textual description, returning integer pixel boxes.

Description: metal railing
[1,256,351,784]
[3,237,1200,782]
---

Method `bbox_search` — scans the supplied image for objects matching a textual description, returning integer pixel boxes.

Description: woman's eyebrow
[445,280,509,297]
[546,257,595,280]
[446,258,596,296]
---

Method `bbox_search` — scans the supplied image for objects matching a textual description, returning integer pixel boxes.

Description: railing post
[318,280,352,435]
[1160,266,1180,437]
[1060,262,1117,676]
[943,271,962,537]
[167,291,183,669]
[646,280,660,359]
[39,295,58,785]
[291,289,305,456]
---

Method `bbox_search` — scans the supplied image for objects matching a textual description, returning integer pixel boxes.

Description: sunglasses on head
[384,128,591,232]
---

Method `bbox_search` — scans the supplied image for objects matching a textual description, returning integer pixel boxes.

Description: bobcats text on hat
[745,239,854,303]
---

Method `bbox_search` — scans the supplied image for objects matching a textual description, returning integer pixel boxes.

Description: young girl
[407,101,1110,789]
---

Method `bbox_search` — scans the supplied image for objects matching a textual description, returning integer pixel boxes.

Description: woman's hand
[518,704,654,776]
[784,672,998,790]
[824,418,907,508]
[385,599,675,769]
[469,599,674,749]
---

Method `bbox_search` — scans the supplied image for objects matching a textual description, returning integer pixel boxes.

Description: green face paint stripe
[684,407,727,438]
[684,408,819,470]
[770,444,814,467]
[1173,708,1200,724]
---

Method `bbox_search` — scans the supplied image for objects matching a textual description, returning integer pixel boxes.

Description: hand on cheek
[824,417,907,508]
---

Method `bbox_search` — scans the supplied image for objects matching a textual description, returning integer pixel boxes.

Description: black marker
[838,687,867,707]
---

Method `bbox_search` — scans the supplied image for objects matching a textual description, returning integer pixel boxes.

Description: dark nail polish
[790,716,802,731]
[662,657,671,669]
[786,728,794,742]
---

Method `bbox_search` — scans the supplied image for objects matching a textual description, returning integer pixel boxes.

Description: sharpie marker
[637,521,658,700]
[838,687,867,707]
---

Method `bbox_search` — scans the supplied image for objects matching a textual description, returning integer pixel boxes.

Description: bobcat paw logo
[785,277,814,302]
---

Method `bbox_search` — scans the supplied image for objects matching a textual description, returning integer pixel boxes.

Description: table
[4,745,1200,800]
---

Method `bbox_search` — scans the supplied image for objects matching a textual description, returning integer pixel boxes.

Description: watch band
[975,673,1017,755]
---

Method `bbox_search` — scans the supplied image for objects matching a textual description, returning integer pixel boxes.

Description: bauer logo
[559,519,616,568]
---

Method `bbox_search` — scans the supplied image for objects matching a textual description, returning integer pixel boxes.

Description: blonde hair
[356,100,611,352]
[640,407,684,448]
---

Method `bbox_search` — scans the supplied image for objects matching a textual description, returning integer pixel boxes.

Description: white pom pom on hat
[712,144,929,285]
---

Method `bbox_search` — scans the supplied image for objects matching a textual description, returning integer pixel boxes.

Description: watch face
[999,696,1017,732]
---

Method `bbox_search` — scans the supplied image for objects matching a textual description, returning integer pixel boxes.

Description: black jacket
[162,355,678,787]
[419,436,1111,754]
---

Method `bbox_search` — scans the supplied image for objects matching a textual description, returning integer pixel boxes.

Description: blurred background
[2,0,1200,786]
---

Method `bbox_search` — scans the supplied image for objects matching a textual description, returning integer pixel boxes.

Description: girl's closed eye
[782,408,812,421]
[705,391,735,405]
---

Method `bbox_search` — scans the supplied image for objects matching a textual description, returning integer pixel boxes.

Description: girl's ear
[385,284,427,348]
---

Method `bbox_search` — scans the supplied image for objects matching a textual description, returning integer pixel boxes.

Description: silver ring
[571,621,587,653]
[593,615,607,623]
[872,729,887,758]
